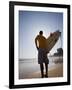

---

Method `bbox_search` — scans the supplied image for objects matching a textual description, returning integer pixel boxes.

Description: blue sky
[19,11,63,59]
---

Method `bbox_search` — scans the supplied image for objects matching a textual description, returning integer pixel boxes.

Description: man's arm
[35,36,39,50]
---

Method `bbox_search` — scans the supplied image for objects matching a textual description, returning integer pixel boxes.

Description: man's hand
[37,47,39,51]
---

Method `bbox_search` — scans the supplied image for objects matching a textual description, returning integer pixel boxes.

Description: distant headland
[53,48,63,56]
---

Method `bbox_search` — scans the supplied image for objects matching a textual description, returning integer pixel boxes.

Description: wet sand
[48,63,63,77]
[19,59,63,79]
[27,63,63,78]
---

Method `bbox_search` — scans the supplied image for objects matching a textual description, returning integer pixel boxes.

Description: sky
[19,11,63,59]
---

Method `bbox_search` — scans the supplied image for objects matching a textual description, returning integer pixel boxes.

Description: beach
[19,56,63,79]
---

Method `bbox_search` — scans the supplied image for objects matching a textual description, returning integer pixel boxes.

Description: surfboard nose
[56,30,61,36]
[59,31,61,35]
[59,31,61,36]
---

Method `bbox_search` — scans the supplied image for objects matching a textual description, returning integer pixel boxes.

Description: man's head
[39,31,43,35]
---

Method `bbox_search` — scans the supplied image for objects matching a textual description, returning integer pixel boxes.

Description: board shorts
[38,48,49,64]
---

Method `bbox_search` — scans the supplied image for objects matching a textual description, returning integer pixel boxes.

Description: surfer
[35,31,49,78]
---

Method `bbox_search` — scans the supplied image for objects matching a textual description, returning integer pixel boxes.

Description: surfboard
[46,30,61,52]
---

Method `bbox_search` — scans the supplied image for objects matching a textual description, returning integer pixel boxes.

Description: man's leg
[45,63,48,77]
[40,64,44,78]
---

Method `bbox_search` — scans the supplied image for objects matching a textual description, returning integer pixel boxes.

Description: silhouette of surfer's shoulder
[35,35,40,39]
[35,34,46,42]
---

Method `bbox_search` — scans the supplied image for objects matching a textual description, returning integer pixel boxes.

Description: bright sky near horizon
[19,11,63,59]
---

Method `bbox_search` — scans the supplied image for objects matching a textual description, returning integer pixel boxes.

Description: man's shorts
[38,48,49,64]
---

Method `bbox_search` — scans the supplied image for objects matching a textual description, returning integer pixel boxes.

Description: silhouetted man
[35,31,49,78]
